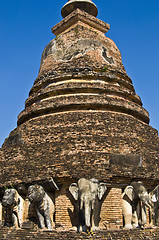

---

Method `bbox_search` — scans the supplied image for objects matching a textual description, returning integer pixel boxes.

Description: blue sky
[0,0,159,147]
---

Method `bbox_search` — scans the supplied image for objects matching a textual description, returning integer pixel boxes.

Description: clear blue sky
[0,0,159,147]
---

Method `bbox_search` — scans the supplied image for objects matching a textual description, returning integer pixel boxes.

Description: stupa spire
[61,0,98,18]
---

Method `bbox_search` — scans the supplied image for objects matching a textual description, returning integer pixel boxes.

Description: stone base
[0,228,159,240]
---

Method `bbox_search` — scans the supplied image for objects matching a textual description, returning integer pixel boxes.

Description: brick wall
[100,188,123,230]
[1,111,159,188]
[55,183,77,230]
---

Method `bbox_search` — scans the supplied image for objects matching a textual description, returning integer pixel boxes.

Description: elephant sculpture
[69,178,107,232]
[28,184,54,229]
[2,188,23,228]
[122,181,152,229]
[149,184,159,226]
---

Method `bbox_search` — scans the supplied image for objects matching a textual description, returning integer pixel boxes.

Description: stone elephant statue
[149,184,159,226]
[28,184,54,230]
[69,178,107,232]
[122,181,152,229]
[2,188,24,228]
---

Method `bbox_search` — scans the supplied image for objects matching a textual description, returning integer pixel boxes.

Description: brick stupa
[0,0,159,236]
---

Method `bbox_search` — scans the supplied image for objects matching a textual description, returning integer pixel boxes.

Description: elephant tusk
[80,200,84,210]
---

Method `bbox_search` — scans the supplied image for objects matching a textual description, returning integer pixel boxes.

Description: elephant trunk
[85,203,91,228]
[80,199,84,210]
[2,199,8,207]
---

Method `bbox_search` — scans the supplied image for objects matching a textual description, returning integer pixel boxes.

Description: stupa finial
[61,0,98,18]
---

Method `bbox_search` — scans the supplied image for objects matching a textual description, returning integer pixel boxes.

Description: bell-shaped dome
[17,8,149,126]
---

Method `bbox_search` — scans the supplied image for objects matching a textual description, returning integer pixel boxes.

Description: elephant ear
[97,183,107,200]
[150,185,159,203]
[124,186,134,201]
[69,183,79,201]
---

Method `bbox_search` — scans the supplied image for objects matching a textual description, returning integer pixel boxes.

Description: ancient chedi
[0,0,159,230]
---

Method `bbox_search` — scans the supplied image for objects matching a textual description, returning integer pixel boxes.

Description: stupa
[0,0,159,238]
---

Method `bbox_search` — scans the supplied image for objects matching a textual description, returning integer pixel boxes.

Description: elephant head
[2,189,19,207]
[130,181,152,208]
[28,184,45,204]
[124,182,151,208]
[69,178,107,230]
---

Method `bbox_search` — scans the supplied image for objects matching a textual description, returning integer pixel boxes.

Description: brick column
[55,183,77,230]
[100,188,123,230]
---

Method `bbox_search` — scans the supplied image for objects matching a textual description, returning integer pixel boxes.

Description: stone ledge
[25,82,142,108]
[52,8,110,36]
[1,228,159,240]
[17,97,149,126]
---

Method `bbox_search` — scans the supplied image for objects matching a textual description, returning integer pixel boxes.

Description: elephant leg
[155,209,159,226]
[12,211,19,228]
[44,209,52,230]
[92,222,99,231]
[0,202,2,226]
[92,212,100,231]
[92,201,100,231]
[78,209,86,232]
[45,215,52,230]
[149,207,154,226]
[77,220,86,232]
[132,210,139,228]
[150,204,158,226]
[78,225,83,232]
[5,207,12,227]
[44,201,53,230]
[36,209,45,229]
[138,203,147,227]
[122,198,133,229]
